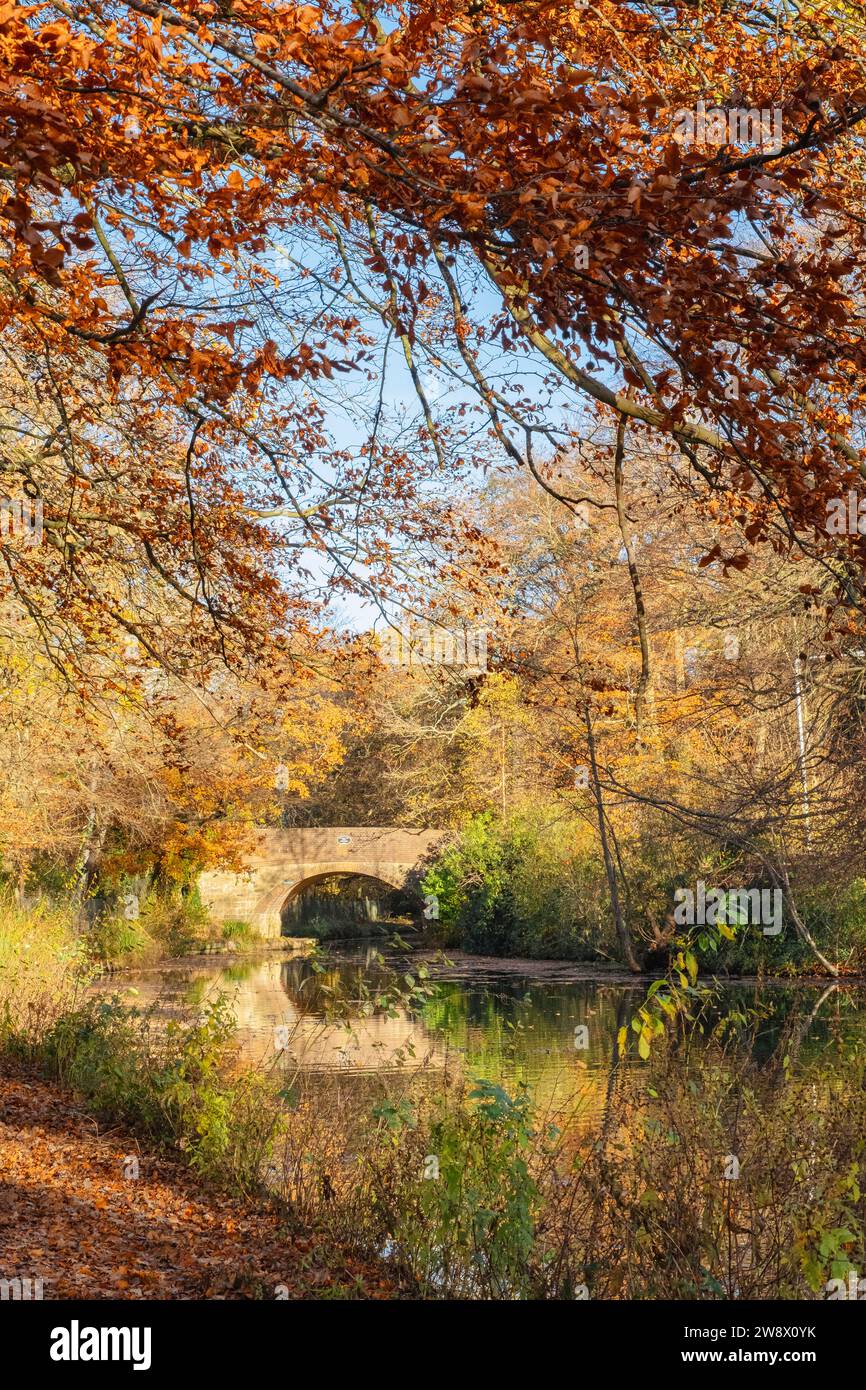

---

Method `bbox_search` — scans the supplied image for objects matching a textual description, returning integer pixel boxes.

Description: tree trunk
[71,808,104,910]
[613,418,653,742]
[584,703,641,973]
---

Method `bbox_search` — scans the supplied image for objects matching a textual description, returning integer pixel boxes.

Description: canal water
[92,943,866,1122]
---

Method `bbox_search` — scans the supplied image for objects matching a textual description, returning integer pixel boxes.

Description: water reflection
[93,947,866,1121]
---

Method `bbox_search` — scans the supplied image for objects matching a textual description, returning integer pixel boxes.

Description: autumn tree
[5,0,866,675]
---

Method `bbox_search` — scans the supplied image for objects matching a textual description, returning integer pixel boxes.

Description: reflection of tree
[599,994,631,1145]
[278,954,398,1016]
[419,980,646,1106]
[766,982,840,1088]
[221,963,255,985]
[704,981,859,1079]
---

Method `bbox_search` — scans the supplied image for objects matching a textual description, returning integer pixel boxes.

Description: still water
[93,943,866,1121]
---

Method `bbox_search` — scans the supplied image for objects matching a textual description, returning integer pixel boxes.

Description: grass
[221,918,256,943]
[0,896,89,1034]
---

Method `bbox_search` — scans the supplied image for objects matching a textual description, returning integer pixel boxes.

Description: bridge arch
[280,863,412,902]
[279,866,423,935]
[198,827,449,938]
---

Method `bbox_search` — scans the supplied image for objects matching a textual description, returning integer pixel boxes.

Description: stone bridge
[198,826,449,938]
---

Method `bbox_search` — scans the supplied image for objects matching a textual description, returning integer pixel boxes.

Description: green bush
[422,810,866,974]
[86,913,153,966]
[422,810,614,959]
[137,890,210,956]
[28,995,285,1194]
[368,1079,548,1297]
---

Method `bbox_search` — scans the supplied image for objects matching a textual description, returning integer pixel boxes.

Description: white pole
[793,658,812,848]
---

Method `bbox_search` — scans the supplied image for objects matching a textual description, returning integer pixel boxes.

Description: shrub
[27,995,285,1195]
[369,1079,546,1296]
[86,913,154,966]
